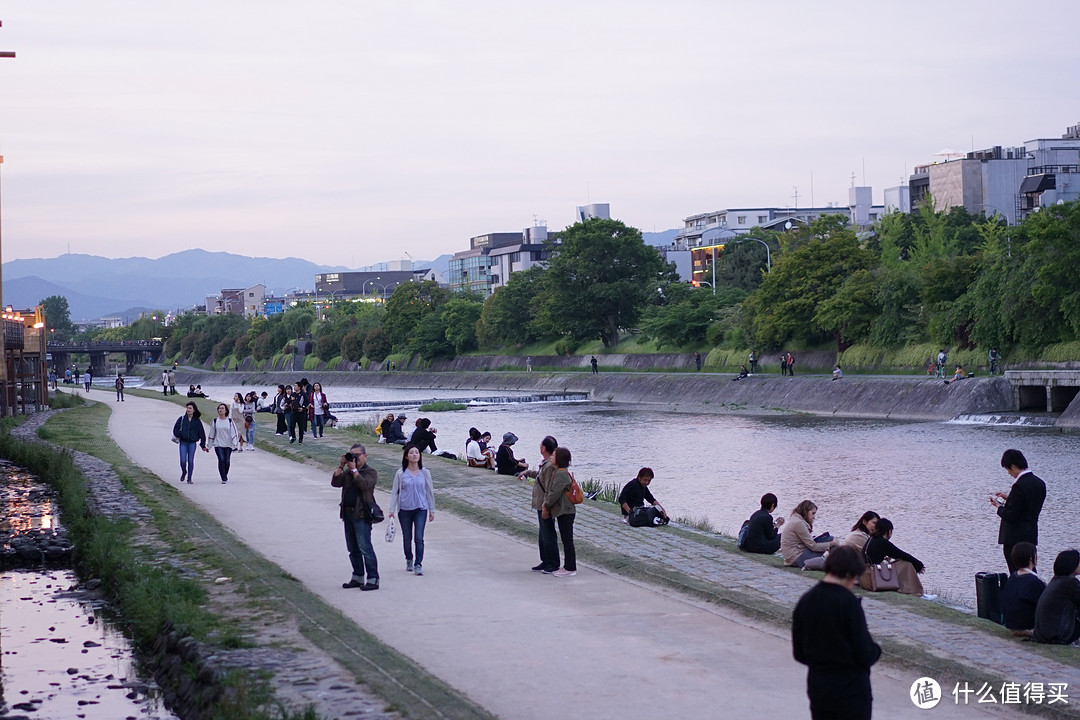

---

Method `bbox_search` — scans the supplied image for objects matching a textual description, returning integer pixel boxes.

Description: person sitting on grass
[742,493,785,554]
[1000,542,1045,637]
[495,432,528,475]
[617,468,668,524]
[1033,549,1080,645]
[465,427,495,469]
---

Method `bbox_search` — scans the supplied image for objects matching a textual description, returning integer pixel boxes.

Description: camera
[343,452,355,462]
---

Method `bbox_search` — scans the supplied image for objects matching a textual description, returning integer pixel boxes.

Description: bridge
[1004,370,1080,412]
[46,340,164,375]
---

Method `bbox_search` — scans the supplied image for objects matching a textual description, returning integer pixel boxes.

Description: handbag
[171,436,180,444]
[366,500,385,524]
[384,516,396,543]
[865,560,900,592]
[565,472,584,504]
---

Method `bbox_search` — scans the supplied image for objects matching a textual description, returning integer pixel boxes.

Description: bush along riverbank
[0,409,341,720]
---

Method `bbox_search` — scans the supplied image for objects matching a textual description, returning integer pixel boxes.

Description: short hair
[792,500,817,525]
[469,427,481,441]
[540,436,558,454]
[1011,542,1037,571]
[350,442,367,455]
[637,467,655,481]
[1001,449,1028,471]
[851,511,880,533]
[1053,549,1080,577]
[553,446,572,468]
[824,545,866,580]
[402,444,423,470]
[872,517,894,538]
[760,493,778,511]
[418,417,431,429]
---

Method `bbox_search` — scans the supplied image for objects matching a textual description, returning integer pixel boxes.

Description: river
[200,384,1080,607]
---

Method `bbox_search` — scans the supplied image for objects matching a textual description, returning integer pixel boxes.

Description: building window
[758,215,767,223]
[737,216,746,224]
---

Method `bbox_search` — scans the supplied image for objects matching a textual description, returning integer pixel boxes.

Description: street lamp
[734,237,772,272]
[362,280,394,299]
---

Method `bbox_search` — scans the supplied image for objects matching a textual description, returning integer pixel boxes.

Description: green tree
[813,268,878,351]
[382,281,450,349]
[712,233,773,292]
[362,327,392,362]
[742,221,877,348]
[40,295,77,341]
[441,297,484,355]
[477,267,545,350]
[539,218,672,347]
[281,307,316,343]
[638,284,742,349]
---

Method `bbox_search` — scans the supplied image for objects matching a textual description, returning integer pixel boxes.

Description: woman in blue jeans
[172,402,208,484]
[389,445,435,576]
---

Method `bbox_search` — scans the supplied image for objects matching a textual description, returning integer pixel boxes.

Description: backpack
[628,506,668,527]
[737,519,751,550]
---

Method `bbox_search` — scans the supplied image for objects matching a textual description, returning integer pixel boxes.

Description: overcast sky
[0,2,1077,266]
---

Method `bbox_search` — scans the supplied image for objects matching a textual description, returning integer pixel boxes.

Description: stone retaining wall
[163,369,1017,422]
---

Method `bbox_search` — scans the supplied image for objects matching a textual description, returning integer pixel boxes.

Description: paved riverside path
[103,392,1033,719]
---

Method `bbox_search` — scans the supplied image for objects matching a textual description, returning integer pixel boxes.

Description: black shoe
[531,563,545,572]
[360,581,380,591]
[342,579,364,589]
[290,438,295,444]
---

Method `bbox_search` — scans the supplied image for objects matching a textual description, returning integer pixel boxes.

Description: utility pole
[0,21,16,416]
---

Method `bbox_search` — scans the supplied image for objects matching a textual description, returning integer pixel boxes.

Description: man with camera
[331,443,380,591]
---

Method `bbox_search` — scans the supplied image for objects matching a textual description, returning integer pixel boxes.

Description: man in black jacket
[992,449,1047,573]
[384,414,408,445]
[743,493,784,554]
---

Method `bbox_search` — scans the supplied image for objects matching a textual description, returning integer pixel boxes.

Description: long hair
[185,402,201,421]
[851,511,880,533]
[402,444,424,470]
[792,500,817,527]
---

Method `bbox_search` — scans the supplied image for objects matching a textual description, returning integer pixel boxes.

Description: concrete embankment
[166,368,1017,422]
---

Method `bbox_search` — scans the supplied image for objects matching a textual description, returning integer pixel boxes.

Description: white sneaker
[553,568,576,578]
[921,594,938,601]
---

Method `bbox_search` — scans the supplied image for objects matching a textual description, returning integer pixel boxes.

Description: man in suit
[992,449,1047,573]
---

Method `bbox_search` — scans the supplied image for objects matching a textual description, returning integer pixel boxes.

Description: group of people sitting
[1000,542,1080,644]
[740,495,930,598]
[377,413,444,456]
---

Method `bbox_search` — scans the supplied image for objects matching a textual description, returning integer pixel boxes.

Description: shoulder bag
[565,471,584,504]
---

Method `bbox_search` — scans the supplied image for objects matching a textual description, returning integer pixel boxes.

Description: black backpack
[737,519,751,549]
[628,506,668,527]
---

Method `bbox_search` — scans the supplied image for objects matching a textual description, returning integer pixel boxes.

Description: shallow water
[202,383,1080,606]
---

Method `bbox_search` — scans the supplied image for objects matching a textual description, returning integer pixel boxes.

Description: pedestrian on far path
[992,449,1046,573]
[792,546,881,720]
[168,368,177,395]
[694,352,702,371]
[84,366,93,392]
[749,350,758,374]
[780,353,788,376]
[115,373,125,402]
[590,356,598,374]
[208,403,239,484]
[162,368,170,396]
[787,351,796,376]
[526,356,533,373]
[390,445,435,576]
[172,401,208,484]
[332,443,380,591]
[73,365,80,385]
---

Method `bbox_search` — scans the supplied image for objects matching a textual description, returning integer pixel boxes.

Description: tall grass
[579,478,621,503]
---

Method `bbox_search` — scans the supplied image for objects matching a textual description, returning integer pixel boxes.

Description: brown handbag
[865,560,900,592]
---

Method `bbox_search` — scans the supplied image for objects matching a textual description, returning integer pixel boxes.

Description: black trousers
[807,669,871,720]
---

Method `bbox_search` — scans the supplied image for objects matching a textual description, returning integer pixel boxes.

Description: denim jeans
[178,441,197,479]
[313,414,326,437]
[398,508,428,566]
[344,515,379,584]
[245,418,255,446]
[214,447,233,482]
[537,510,559,571]
[556,513,576,571]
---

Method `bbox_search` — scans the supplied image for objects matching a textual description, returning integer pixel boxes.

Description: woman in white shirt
[231,392,247,452]
[311,382,330,439]
[207,403,239,484]
[390,445,436,575]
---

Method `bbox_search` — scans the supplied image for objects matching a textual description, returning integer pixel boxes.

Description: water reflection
[340,397,1080,607]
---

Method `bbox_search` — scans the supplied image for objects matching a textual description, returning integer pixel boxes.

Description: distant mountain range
[643,229,680,247]
[2,250,452,322]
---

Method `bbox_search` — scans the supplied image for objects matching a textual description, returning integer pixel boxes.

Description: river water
[201,383,1080,607]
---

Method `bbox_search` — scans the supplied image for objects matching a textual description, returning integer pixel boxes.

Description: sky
[0,1,1077,266]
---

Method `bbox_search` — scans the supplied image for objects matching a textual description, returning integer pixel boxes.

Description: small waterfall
[330,393,589,412]
[948,413,1058,427]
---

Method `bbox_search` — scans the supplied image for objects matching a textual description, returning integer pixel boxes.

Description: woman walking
[311,382,330,439]
[231,392,247,451]
[172,401,208,484]
[389,445,435,575]
[208,403,239,484]
[242,391,257,449]
[543,446,577,578]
